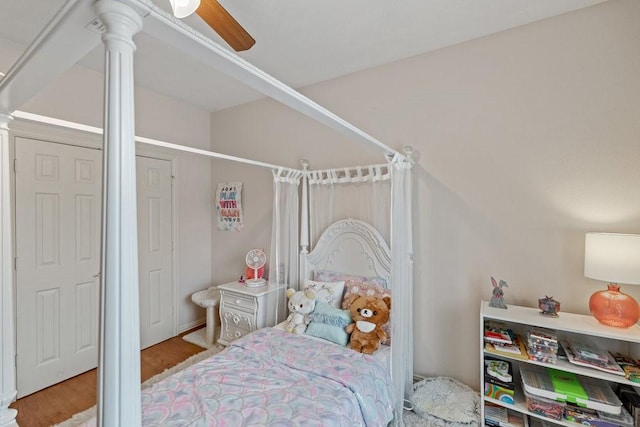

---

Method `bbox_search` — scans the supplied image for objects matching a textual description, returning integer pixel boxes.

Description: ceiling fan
[169,0,255,51]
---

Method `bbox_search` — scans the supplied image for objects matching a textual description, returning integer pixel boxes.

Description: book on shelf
[485,335,528,360]
[494,341,523,354]
[561,340,625,376]
[485,375,515,391]
[564,402,635,427]
[484,403,528,427]
[612,353,640,383]
[485,356,514,389]
[484,322,515,345]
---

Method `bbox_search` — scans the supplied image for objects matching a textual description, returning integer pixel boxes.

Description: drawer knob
[235,299,241,305]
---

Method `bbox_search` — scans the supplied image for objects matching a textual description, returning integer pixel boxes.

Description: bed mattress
[140,327,395,426]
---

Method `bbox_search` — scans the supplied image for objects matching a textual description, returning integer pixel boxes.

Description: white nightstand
[217,281,287,346]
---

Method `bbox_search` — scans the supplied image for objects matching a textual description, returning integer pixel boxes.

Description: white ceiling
[0,0,606,112]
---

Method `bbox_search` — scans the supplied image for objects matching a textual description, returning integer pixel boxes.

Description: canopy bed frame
[302,218,392,285]
[0,0,414,426]
[136,217,396,426]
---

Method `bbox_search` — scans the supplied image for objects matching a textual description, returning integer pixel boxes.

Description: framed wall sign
[216,182,244,231]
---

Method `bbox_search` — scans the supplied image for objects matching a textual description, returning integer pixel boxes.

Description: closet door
[15,138,175,396]
[137,155,174,349]
[15,137,102,398]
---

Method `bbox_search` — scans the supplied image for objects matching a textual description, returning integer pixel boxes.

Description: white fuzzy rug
[409,377,480,427]
[405,410,437,426]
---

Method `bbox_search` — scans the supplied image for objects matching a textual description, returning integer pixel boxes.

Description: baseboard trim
[178,318,205,335]
[413,374,427,384]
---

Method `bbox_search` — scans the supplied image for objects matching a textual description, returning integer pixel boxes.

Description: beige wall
[4,0,637,391]
[1,40,213,332]
[210,0,640,389]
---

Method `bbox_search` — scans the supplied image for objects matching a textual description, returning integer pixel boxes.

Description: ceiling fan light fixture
[169,0,201,18]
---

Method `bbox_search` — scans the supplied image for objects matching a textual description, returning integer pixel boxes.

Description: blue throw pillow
[305,302,353,346]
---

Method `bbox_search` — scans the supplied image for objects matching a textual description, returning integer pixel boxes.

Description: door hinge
[14,257,18,271]
[15,354,18,368]
[13,158,17,173]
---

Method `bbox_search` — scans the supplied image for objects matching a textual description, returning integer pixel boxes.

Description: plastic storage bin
[526,342,558,364]
[520,365,622,415]
[524,389,565,420]
[526,328,559,353]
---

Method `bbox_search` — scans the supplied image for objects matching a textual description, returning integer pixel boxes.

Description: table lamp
[584,232,640,328]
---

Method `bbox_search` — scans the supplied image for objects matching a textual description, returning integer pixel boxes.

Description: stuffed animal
[344,294,391,354]
[285,288,316,334]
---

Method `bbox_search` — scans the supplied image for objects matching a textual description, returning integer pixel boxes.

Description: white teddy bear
[285,288,316,334]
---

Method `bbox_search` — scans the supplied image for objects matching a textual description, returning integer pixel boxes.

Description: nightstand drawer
[222,324,251,342]
[216,280,286,346]
[222,308,254,331]
[221,292,257,312]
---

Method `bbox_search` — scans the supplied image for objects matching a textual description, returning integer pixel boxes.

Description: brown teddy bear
[344,294,391,354]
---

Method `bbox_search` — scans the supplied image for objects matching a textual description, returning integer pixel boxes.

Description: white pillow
[303,279,345,308]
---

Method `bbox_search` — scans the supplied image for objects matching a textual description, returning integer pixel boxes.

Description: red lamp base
[589,283,640,328]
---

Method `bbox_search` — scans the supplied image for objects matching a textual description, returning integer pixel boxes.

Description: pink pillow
[341,280,392,345]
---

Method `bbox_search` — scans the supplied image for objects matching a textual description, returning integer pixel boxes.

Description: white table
[190,286,221,347]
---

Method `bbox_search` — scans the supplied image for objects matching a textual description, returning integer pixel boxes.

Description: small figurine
[238,275,245,283]
[489,277,508,309]
[539,295,560,317]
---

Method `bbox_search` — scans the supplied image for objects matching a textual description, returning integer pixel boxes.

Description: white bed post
[390,146,414,426]
[298,160,310,287]
[94,1,144,425]
[0,113,17,427]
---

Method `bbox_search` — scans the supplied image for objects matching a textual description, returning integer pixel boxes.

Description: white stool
[191,286,221,346]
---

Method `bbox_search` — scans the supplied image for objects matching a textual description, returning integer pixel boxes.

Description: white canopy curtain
[308,164,391,246]
[269,168,302,331]
[269,168,303,289]
[389,153,414,422]
[269,168,303,334]
[306,155,413,426]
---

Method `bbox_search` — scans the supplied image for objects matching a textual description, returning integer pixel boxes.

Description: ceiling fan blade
[196,0,256,52]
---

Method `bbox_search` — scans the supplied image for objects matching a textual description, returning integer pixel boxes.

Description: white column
[0,113,17,427]
[94,1,143,426]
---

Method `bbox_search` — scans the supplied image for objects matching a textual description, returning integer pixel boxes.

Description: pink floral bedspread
[141,328,395,426]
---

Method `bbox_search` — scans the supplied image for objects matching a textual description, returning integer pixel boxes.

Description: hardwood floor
[10,328,206,427]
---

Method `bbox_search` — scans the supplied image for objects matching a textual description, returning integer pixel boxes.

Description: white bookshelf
[480,301,640,426]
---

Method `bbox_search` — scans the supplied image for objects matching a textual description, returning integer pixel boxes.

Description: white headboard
[302,218,391,288]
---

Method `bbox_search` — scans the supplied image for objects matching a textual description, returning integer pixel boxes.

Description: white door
[15,139,174,396]
[15,137,102,397]
[137,156,174,349]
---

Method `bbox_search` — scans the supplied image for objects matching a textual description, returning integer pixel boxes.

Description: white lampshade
[169,0,201,18]
[584,233,640,285]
